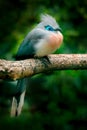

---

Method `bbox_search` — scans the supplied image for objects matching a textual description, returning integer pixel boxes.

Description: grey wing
[16,39,36,60]
[16,29,45,60]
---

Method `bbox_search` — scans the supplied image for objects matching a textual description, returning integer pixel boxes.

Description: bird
[11,14,63,117]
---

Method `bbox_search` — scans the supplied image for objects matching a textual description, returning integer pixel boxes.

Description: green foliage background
[0,0,87,129]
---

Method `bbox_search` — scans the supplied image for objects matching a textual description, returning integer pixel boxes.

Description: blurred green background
[0,0,87,129]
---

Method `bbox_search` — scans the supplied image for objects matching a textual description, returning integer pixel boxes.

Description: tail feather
[11,78,28,117]
[11,91,26,117]
[11,97,17,117]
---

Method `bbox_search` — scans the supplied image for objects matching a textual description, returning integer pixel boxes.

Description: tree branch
[0,54,87,80]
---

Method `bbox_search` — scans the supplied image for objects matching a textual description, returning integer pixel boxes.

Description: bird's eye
[45,25,54,31]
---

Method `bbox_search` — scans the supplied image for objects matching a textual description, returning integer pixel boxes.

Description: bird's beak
[55,28,62,33]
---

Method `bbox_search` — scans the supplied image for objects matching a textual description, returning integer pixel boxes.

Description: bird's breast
[49,32,63,49]
[34,32,63,57]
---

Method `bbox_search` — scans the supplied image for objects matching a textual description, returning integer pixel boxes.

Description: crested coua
[11,14,63,116]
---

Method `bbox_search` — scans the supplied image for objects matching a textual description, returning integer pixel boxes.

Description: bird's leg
[42,56,51,64]
[35,55,51,68]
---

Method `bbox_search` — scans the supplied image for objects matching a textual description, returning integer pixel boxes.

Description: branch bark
[0,54,87,80]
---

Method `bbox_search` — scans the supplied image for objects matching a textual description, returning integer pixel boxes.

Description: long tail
[10,78,27,117]
[11,91,26,117]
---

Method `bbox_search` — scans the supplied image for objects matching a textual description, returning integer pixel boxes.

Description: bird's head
[39,14,61,32]
[36,14,63,43]
[35,14,63,56]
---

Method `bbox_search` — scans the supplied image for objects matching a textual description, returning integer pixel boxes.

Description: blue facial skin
[45,25,62,32]
[45,25,54,31]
